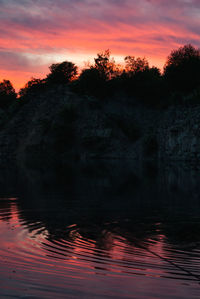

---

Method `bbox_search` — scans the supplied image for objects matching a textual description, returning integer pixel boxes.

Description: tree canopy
[5,44,200,109]
[0,80,16,109]
[46,61,78,84]
[124,56,149,75]
[19,78,46,97]
[164,44,200,92]
[94,50,117,80]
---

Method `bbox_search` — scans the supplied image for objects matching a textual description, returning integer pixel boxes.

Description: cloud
[0,50,45,71]
[0,0,200,89]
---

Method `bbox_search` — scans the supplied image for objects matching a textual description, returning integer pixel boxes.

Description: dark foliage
[164,44,200,93]
[13,44,200,109]
[19,78,47,97]
[94,49,117,80]
[73,67,106,97]
[132,67,164,106]
[124,56,149,75]
[106,63,163,107]
[124,66,162,104]
[0,80,17,109]
[46,61,78,84]
[73,50,119,98]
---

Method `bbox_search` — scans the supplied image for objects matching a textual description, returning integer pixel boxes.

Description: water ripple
[0,199,200,298]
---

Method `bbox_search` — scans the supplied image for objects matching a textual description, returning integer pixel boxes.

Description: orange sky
[0,0,200,91]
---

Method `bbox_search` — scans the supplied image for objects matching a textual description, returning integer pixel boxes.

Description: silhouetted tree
[133,67,163,105]
[94,50,116,80]
[46,61,78,84]
[111,56,163,105]
[19,78,46,97]
[164,44,200,93]
[122,65,163,105]
[124,56,149,76]
[73,50,119,97]
[0,80,16,109]
[74,67,105,96]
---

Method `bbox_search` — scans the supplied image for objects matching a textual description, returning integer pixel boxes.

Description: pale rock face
[158,106,200,161]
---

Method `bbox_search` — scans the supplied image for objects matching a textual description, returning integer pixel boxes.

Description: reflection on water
[0,161,200,298]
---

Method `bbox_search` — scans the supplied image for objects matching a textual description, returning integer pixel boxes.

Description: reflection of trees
[0,199,13,222]
[0,161,200,281]
[0,161,200,253]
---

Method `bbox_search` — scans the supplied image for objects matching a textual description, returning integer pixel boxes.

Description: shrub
[124,56,149,75]
[46,61,78,85]
[19,78,46,97]
[164,44,200,93]
[0,80,16,109]
[74,67,105,96]
[94,49,116,80]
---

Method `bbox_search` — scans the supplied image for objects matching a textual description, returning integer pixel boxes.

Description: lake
[0,161,200,298]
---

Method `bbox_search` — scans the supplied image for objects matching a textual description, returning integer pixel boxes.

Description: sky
[0,0,200,90]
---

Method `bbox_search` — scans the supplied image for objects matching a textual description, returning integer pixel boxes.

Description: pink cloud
[0,0,200,89]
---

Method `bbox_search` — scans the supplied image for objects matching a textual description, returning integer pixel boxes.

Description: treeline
[1,44,200,111]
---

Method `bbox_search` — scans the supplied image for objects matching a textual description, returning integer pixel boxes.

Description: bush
[46,61,78,85]
[19,78,47,97]
[94,49,116,80]
[129,67,163,105]
[124,56,149,75]
[164,44,200,93]
[74,68,106,97]
[0,80,16,109]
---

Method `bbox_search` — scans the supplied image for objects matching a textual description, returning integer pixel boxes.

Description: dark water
[0,161,200,298]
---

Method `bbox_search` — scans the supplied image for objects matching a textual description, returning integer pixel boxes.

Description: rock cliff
[0,86,200,165]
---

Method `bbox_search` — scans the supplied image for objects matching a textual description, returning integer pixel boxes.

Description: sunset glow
[1,0,200,90]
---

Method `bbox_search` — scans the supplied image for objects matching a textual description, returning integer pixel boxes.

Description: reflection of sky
[0,197,200,298]
[0,198,200,289]
[0,0,200,89]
